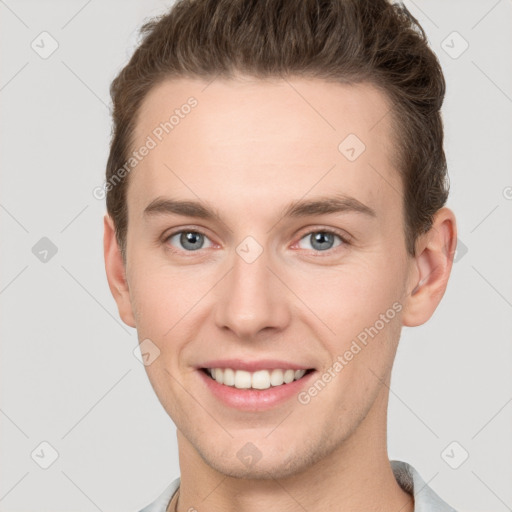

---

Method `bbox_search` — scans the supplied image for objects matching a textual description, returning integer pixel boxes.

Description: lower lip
[198,370,316,411]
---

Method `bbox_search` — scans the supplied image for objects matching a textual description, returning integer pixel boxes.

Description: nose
[213,244,292,340]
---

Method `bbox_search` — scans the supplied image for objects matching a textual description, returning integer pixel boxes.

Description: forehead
[128,76,401,221]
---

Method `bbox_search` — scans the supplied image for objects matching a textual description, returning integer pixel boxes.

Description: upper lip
[198,359,314,372]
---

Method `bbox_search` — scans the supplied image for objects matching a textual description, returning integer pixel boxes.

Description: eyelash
[162,227,351,256]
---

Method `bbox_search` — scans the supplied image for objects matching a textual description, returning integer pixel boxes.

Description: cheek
[287,255,405,337]
[291,257,405,396]
[127,259,215,375]
[299,310,402,426]
[128,258,198,335]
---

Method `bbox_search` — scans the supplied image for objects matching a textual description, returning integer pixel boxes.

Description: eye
[163,227,349,255]
[296,229,348,252]
[165,230,213,252]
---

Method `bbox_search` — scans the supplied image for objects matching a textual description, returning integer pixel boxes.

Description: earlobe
[103,214,136,328]
[401,207,457,327]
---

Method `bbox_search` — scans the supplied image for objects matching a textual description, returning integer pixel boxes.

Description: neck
[174,386,414,512]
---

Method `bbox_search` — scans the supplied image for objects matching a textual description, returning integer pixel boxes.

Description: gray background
[1,0,511,510]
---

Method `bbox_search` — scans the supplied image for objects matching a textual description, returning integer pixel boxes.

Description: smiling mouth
[201,367,315,390]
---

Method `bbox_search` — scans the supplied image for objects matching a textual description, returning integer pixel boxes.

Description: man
[103,0,458,510]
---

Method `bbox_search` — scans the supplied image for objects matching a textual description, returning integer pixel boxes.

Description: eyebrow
[143,194,377,221]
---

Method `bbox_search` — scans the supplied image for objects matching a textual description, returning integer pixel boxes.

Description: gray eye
[298,231,342,252]
[168,231,212,251]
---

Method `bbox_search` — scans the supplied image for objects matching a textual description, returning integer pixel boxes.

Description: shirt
[138,460,457,512]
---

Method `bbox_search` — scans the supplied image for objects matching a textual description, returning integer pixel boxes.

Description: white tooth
[234,370,252,389]
[211,367,306,388]
[270,369,285,386]
[283,369,295,384]
[223,368,235,386]
[214,368,224,384]
[252,370,271,390]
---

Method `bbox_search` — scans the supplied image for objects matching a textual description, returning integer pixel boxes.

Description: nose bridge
[214,237,290,338]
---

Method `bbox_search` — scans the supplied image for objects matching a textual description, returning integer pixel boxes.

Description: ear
[103,214,136,328]
[401,207,457,327]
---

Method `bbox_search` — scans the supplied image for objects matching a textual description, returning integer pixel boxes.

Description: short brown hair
[106,0,448,260]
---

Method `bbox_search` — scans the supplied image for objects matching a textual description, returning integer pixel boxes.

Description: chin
[193,432,338,481]
[201,451,312,480]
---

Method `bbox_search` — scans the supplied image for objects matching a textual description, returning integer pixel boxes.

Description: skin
[104,76,456,512]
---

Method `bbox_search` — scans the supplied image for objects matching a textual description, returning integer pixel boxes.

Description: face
[112,77,422,478]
